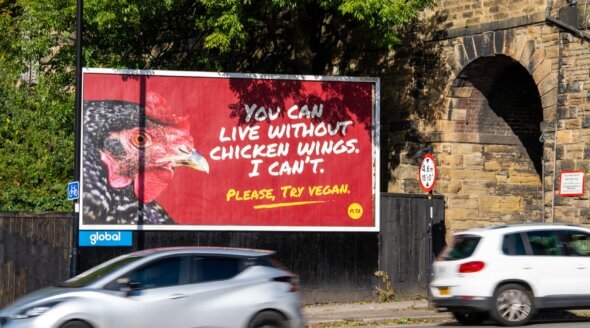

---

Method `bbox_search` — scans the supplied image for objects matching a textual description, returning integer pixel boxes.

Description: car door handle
[576,266,587,270]
[522,266,532,270]
[168,293,187,300]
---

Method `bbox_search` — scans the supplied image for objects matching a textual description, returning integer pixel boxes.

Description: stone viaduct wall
[385,0,590,235]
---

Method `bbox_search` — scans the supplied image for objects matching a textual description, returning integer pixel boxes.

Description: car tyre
[452,311,487,325]
[491,284,534,326]
[60,320,92,328]
[248,310,288,328]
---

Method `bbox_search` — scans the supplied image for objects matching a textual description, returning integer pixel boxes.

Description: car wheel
[491,284,534,326]
[452,311,487,325]
[60,320,92,328]
[248,310,288,328]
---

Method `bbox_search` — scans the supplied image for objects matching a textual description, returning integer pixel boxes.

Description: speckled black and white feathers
[82,100,173,225]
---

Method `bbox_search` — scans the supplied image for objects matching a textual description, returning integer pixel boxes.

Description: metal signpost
[70,0,83,278]
[418,153,437,283]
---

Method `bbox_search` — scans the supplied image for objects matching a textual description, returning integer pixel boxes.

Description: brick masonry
[386,0,590,235]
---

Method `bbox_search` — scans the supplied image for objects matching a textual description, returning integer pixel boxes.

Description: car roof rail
[489,222,579,229]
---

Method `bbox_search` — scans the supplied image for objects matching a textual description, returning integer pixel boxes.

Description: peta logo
[79,230,132,247]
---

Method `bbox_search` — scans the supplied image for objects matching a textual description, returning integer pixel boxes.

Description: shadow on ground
[438,310,590,327]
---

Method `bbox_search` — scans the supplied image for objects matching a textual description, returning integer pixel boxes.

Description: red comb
[145,92,189,128]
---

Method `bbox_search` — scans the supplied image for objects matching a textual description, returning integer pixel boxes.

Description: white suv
[430,223,590,326]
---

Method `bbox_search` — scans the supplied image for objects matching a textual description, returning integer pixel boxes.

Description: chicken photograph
[82,92,209,225]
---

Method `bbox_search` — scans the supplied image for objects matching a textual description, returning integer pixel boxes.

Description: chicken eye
[130,131,152,148]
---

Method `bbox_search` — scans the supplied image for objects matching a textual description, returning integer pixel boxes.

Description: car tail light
[273,275,300,292]
[458,261,485,273]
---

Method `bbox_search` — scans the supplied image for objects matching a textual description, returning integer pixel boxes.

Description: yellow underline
[254,200,326,209]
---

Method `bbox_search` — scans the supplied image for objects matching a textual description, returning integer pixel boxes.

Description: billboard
[80,68,380,231]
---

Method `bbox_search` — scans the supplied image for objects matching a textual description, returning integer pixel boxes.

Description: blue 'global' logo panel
[79,230,133,247]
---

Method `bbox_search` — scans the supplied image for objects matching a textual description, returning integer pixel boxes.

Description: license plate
[439,287,450,296]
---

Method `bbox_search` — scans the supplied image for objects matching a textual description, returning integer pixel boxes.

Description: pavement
[303,299,452,327]
[302,299,590,327]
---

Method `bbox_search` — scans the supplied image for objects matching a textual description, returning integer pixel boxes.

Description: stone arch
[434,30,550,230]
[444,31,556,124]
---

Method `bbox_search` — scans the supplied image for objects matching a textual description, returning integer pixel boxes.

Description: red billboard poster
[80,68,380,231]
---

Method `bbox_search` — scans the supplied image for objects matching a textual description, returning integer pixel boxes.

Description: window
[437,235,481,261]
[560,230,590,256]
[61,255,145,288]
[526,230,563,256]
[502,233,526,256]
[121,256,183,289]
[258,255,287,270]
[190,256,242,283]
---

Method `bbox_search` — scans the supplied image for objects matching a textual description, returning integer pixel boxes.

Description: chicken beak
[158,146,210,173]
[183,150,210,173]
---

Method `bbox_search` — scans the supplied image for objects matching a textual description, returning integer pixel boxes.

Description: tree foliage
[0,0,436,211]
[0,0,74,210]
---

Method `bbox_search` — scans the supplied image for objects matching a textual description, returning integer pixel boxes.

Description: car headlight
[8,301,61,320]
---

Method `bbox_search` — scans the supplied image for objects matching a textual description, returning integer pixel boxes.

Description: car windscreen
[59,254,145,288]
[437,235,481,261]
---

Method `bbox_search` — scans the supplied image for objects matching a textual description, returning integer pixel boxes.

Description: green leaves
[204,12,246,52]
[338,0,433,47]
[196,1,248,53]
[0,0,74,211]
[0,0,437,211]
[0,71,74,211]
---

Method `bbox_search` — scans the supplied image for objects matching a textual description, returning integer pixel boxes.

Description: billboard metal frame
[80,68,380,232]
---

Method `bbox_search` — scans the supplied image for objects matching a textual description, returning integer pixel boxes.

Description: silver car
[0,247,304,328]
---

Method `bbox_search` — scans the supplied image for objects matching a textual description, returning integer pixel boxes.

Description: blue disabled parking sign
[67,181,79,200]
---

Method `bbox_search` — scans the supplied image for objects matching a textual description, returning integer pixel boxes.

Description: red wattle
[101,151,133,189]
[134,169,173,203]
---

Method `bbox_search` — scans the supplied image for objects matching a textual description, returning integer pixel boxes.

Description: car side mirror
[126,281,142,296]
[116,277,142,297]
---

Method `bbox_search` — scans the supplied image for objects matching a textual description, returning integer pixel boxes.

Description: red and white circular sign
[418,153,437,192]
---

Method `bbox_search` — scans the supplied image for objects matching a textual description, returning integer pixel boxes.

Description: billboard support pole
[70,0,83,278]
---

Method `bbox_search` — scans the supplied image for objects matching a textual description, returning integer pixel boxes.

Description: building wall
[434,0,547,30]
[386,0,590,234]
[552,29,590,222]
